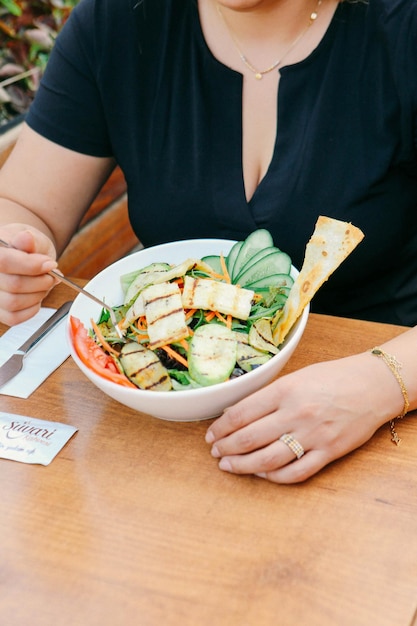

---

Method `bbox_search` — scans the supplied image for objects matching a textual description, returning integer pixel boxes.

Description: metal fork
[0,238,125,339]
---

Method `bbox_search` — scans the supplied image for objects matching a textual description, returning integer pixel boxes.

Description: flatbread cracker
[272,216,364,345]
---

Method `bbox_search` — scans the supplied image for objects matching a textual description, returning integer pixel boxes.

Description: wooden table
[1,282,417,626]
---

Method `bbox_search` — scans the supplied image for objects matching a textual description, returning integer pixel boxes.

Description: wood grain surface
[1,282,416,626]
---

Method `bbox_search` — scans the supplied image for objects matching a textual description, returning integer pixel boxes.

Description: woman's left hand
[205,352,402,483]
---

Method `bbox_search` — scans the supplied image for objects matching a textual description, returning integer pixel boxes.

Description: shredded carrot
[205,269,226,281]
[214,311,228,325]
[220,252,231,283]
[161,345,189,369]
[185,308,197,320]
[202,253,232,283]
[179,338,190,352]
[90,318,120,357]
[204,310,231,326]
[135,315,147,331]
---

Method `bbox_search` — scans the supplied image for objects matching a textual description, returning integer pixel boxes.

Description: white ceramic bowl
[67,239,309,421]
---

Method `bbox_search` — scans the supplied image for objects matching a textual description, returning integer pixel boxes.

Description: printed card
[0,412,77,465]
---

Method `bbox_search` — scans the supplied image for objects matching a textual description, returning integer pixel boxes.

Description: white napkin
[0,307,70,398]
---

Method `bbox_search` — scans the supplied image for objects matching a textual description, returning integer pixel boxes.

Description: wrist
[368,346,410,444]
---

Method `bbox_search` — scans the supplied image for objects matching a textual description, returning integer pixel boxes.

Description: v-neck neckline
[193,0,343,213]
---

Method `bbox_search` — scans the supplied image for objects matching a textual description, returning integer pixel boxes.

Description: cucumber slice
[245,273,294,290]
[226,240,243,276]
[235,251,291,287]
[188,324,237,386]
[233,246,280,282]
[201,255,223,275]
[232,229,274,280]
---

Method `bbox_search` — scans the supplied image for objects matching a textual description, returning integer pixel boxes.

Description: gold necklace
[216,0,322,80]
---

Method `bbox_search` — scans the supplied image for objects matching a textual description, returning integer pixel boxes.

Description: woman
[0,0,416,482]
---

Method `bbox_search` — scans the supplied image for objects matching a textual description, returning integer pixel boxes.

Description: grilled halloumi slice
[122,258,222,328]
[181,276,254,320]
[124,258,219,305]
[142,282,189,349]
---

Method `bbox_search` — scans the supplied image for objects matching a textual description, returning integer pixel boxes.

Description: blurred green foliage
[0,0,79,128]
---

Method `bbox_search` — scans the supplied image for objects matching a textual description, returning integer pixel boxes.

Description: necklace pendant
[217,0,322,84]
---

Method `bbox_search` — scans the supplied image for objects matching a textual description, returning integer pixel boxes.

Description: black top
[26,0,417,326]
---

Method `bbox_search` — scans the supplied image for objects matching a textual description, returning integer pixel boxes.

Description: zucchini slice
[234,331,273,372]
[189,324,237,386]
[119,342,172,391]
[123,263,171,305]
[248,319,279,354]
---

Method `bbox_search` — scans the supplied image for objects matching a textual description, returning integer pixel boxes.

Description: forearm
[0,200,57,256]
[0,124,116,256]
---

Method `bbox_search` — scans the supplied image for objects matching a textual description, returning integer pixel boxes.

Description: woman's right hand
[0,225,59,326]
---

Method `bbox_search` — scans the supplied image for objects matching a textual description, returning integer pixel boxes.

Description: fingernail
[219,458,233,472]
[211,445,221,458]
[42,260,57,272]
[205,430,215,444]
[255,473,267,479]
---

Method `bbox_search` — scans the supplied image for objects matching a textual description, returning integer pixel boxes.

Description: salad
[70,216,365,392]
[70,229,295,391]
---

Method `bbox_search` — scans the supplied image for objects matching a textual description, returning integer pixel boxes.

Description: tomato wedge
[69,316,136,388]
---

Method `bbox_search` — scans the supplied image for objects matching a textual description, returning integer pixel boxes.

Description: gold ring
[279,433,305,459]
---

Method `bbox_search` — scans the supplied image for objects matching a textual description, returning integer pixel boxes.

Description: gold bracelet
[370,347,410,445]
